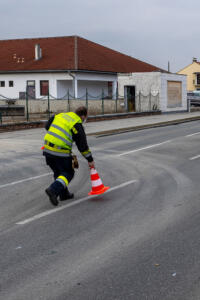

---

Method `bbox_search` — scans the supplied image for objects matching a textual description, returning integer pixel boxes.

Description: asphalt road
[1,121,200,299]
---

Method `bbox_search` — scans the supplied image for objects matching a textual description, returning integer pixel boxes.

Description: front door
[125,86,135,112]
[27,81,36,99]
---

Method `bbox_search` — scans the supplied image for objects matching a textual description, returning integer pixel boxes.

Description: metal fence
[0,90,160,123]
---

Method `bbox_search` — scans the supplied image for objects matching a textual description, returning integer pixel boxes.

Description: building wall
[160,73,187,112]
[78,81,108,98]
[0,73,70,99]
[118,72,187,112]
[118,72,161,96]
[0,72,117,99]
[177,62,200,91]
[57,80,73,98]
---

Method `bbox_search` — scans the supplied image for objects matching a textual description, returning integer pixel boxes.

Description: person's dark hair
[75,106,88,117]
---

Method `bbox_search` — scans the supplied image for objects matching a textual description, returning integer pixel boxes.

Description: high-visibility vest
[43,112,82,157]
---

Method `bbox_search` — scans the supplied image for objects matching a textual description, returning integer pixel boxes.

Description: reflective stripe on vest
[47,132,72,147]
[44,112,82,155]
[50,124,73,141]
[43,148,72,157]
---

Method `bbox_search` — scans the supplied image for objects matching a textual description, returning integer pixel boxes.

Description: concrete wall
[0,99,125,116]
[160,73,187,112]
[118,72,187,112]
[118,72,161,97]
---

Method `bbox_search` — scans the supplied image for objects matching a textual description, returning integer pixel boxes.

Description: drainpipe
[67,71,78,99]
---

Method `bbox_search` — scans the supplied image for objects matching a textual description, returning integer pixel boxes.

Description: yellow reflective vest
[43,112,82,157]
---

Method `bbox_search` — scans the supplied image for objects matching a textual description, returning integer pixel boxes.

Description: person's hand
[88,161,95,169]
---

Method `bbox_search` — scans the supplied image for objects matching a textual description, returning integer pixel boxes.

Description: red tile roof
[0,36,164,73]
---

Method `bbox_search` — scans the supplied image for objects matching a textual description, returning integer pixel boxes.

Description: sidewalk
[1,111,200,134]
[85,111,200,135]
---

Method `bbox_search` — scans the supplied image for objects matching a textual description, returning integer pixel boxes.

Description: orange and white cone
[88,168,110,195]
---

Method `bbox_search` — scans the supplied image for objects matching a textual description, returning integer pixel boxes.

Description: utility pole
[168,61,170,72]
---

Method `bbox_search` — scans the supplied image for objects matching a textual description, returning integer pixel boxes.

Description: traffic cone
[88,168,110,195]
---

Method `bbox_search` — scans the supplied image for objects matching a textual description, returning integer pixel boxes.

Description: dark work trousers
[45,154,75,197]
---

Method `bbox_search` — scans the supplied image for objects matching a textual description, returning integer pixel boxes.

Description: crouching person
[43,106,95,206]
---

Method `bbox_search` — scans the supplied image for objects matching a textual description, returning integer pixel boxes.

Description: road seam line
[16,179,138,225]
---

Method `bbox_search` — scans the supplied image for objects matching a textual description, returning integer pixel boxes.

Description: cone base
[88,186,110,196]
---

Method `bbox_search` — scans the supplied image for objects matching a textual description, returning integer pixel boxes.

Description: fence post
[26,89,29,121]
[187,98,191,112]
[139,91,141,112]
[115,86,118,113]
[102,89,104,115]
[47,91,50,119]
[86,88,88,110]
[149,92,151,111]
[127,88,130,112]
[67,89,70,111]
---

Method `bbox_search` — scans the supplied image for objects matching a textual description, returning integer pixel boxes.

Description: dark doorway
[26,81,36,99]
[125,86,135,112]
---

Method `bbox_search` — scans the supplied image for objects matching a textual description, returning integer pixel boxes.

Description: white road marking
[16,179,138,225]
[189,154,200,160]
[0,173,52,189]
[116,140,172,157]
[186,132,200,137]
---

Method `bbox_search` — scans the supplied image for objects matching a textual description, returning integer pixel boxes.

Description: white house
[0,35,163,101]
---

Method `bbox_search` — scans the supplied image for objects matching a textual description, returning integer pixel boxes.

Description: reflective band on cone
[88,168,109,195]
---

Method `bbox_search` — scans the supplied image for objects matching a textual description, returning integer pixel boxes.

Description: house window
[0,81,5,87]
[197,74,200,85]
[40,80,49,96]
[9,81,14,87]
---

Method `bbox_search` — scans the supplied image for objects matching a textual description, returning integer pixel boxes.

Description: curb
[1,114,200,135]
[0,111,161,132]
[87,116,200,136]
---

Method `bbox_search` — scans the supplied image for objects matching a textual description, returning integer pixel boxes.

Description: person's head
[75,106,88,123]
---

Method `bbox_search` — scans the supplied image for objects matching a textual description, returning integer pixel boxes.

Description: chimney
[193,57,197,63]
[35,44,42,60]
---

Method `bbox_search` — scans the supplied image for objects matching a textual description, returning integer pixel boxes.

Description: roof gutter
[0,69,117,75]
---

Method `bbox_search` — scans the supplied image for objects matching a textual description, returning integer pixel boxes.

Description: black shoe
[60,190,74,201]
[45,187,59,206]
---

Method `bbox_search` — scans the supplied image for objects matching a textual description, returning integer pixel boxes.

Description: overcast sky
[1,0,200,72]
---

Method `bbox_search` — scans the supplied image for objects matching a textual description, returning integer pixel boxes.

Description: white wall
[118,72,161,97]
[160,73,187,112]
[57,80,73,98]
[78,81,108,98]
[0,73,72,99]
[0,72,117,99]
[118,72,187,112]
